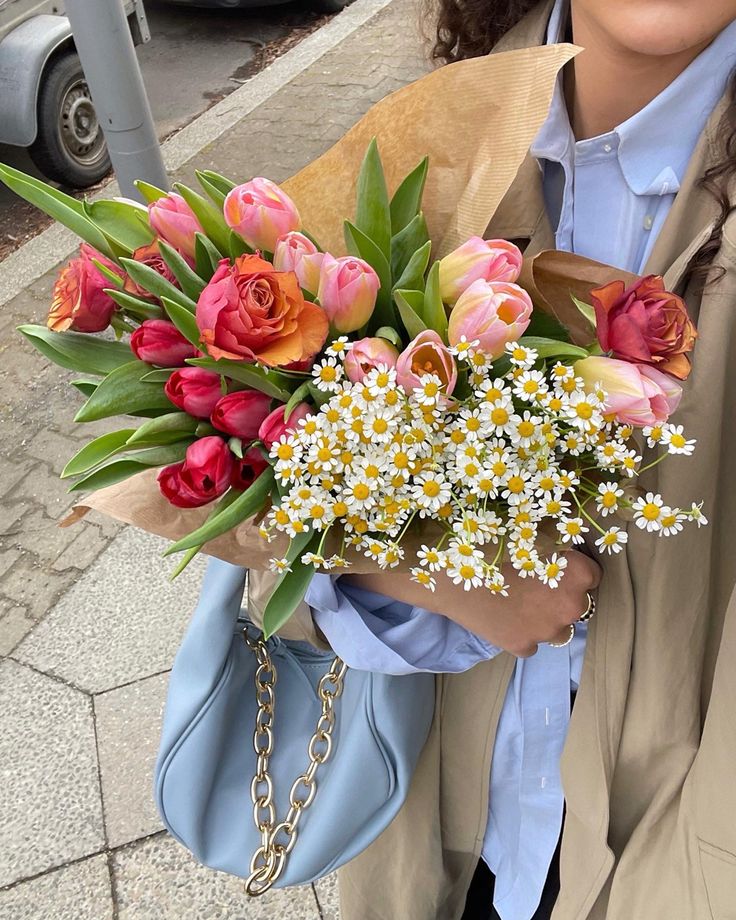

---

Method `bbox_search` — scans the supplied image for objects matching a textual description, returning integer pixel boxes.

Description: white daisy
[595,527,629,554]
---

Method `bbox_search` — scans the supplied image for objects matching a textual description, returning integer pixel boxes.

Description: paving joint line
[91,695,111,851]
[6,655,92,696]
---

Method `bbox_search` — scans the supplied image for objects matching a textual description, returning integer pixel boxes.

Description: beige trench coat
[250,4,736,916]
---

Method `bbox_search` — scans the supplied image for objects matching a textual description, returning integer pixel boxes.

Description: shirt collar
[531,0,736,197]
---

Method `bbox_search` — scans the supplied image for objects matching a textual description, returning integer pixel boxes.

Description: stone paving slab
[0,660,104,887]
[112,834,322,920]
[314,873,340,919]
[13,529,206,694]
[95,672,169,848]
[0,854,113,920]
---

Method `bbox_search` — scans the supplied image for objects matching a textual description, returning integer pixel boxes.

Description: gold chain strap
[243,627,348,896]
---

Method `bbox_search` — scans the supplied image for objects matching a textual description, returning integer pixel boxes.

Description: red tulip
[157,436,234,508]
[165,367,223,418]
[130,320,199,367]
[231,444,269,491]
[210,389,273,440]
[258,402,312,449]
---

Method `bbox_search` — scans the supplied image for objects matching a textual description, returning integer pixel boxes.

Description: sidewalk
[0,1,428,916]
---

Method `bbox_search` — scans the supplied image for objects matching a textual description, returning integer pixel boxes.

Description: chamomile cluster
[262,339,705,592]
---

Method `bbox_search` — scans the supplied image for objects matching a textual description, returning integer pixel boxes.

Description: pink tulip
[273,231,325,295]
[224,178,301,252]
[164,367,223,419]
[130,319,199,367]
[258,402,313,449]
[317,255,380,333]
[148,193,203,261]
[210,389,273,440]
[396,330,457,397]
[344,337,400,383]
[439,237,523,304]
[574,357,682,427]
[448,280,533,358]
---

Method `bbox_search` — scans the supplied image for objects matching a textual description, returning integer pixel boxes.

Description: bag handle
[243,625,348,896]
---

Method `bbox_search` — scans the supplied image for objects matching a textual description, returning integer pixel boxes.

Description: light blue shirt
[307,5,736,917]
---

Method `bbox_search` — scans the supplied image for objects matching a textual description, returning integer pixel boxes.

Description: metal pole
[64,0,169,200]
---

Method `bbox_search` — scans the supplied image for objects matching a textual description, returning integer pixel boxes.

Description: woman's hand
[342,550,601,658]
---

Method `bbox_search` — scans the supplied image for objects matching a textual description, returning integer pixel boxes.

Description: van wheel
[29,50,111,188]
[309,0,355,13]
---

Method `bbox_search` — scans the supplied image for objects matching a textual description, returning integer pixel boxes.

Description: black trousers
[460,836,561,920]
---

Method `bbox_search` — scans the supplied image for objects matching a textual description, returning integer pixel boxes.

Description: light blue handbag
[154,557,434,895]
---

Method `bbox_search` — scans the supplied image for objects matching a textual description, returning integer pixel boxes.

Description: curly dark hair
[427,0,736,284]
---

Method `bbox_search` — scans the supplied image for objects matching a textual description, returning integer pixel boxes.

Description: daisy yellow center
[642,502,661,521]
[603,531,619,546]
[457,544,474,557]
[423,381,440,397]
[485,387,504,402]
[518,421,535,438]
[512,348,528,361]
[423,480,441,498]
[372,418,389,434]
[438,503,453,519]
[507,475,525,494]
[576,402,594,420]
[333,501,348,517]
[479,478,493,492]
[601,492,617,508]
[317,447,332,462]
[539,476,555,491]
[466,417,481,432]
[547,563,561,578]
[548,397,563,411]
[491,407,509,426]
[341,450,354,465]
[386,390,400,405]
[303,420,317,435]
[662,514,678,527]
[523,380,539,394]
[424,550,439,563]
[465,463,479,477]
[276,444,293,461]
[459,564,476,579]
[566,521,582,534]
[352,483,370,501]
[415,571,432,585]
[365,463,380,478]
[310,505,325,519]
[670,433,686,448]
[492,460,507,476]
[547,500,562,514]
[562,378,577,393]
[326,408,340,423]
[275,509,290,525]
[451,430,466,444]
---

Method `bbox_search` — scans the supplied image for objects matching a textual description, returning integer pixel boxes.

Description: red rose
[164,367,223,418]
[48,243,118,333]
[231,445,269,491]
[591,275,697,380]
[130,320,199,367]
[210,389,272,440]
[157,436,233,508]
[124,240,180,301]
[196,254,328,368]
[258,402,312,449]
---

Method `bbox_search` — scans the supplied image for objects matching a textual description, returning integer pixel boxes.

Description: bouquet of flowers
[1,44,705,637]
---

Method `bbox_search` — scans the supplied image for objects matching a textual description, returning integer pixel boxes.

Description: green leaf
[391,212,430,281]
[157,240,206,301]
[168,488,242,579]
[195,170,228,209]
[134,180,169,204]
[393,290,428,340]
[127,411,199,446]
[571,295,597,328]
[92,259,125,288]
[196,170,236,196]
[71,379,99,397]
[18,324,134,376]
[525,308,570,341]
[307,382,331,407]
[228,229,253,258]
[164,466,275,554]
[194,232,224,279]
[68,444,191,493]
[390,157,429,235]
[84,199,154,254]
[0,163,114,258]
[140,368,176,383]
[423,262,448,340]
[518,336,589,360]
[284,381,312,419]
[393,239,431,293]
[173,183,230,256]
[62,428,138,478]
[160,297,201,347]
[344,220,395,330]
[74,360,174,423]
[262,531,320,638]
[119,258,198,312]
[374,326,403,348]
[106,288,165,321]
[354,138,391,259]
[188,357,292,401]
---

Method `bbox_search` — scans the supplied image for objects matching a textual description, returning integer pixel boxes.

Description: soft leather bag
[154,557,435,892]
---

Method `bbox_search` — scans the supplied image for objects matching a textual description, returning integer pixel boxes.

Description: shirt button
[603,143,613,153]
[644,216,654,230]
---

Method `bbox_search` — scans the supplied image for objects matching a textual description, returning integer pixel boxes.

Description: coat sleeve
[305,574,502,675]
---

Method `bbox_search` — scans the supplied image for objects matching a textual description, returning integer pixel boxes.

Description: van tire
[29,50,111,188]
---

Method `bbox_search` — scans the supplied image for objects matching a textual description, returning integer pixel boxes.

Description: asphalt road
[0,0,329,257]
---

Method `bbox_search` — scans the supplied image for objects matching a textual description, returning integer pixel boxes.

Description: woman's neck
[566,8,711,140]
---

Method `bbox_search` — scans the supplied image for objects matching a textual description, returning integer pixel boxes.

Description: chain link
[243,627,347,897]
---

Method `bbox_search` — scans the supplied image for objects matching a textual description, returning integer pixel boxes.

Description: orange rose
[196,254,328,368]
[48,243,118,333]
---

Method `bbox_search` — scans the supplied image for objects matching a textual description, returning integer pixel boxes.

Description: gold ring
[548,623,575,648]
[578,592,596,623]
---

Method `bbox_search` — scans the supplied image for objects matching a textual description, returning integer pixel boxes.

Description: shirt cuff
[305,574,502,675]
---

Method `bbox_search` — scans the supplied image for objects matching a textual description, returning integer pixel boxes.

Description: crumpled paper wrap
[63,42,624,572]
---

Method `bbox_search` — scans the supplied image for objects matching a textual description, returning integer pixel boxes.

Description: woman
[251,1,736,917]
